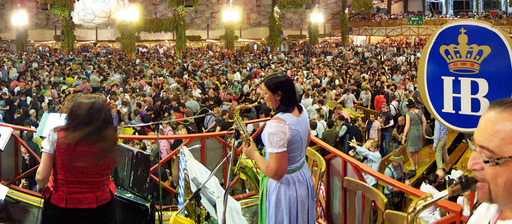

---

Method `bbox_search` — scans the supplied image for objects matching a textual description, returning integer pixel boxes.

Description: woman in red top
[36,95,118,224]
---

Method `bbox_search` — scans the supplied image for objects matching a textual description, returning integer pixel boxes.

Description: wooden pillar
[95,27,98,41]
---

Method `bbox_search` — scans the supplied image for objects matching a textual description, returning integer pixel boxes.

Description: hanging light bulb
[12,9,28,26]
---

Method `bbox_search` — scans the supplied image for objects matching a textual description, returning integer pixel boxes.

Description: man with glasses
[467,98,512,224]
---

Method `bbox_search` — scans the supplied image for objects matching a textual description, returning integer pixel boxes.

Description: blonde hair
[369,141,379,149]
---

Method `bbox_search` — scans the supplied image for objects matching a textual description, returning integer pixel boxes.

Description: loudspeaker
[114,188,155,224]
[113,144,151,199]
[184,0,194,7]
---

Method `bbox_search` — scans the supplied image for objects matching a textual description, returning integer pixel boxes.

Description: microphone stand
[155,122,163,224]
[173,148,236,218]
[123,110,223,223]
[221,130,241,224]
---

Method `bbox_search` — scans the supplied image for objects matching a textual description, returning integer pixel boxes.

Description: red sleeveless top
[44,130,116,208]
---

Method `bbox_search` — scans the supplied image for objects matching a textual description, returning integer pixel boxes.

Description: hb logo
[440,28,491,116]
[420,21,512,131]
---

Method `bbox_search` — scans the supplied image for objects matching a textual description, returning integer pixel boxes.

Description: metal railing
[313,135,463,224]
[0,118,464,223]
[347,18,512,28]
[329,18,512,37]
[0,119,268,207]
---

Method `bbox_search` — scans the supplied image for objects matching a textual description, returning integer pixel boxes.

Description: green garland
[351,0,373,13]
[117,22,137,54]
[50,7,69,16]
[267,6,282,51]
[168,0,194,58]
[138,18,175,33]
[340,13,349,45]
[278,0,308,10]
[308,23,319,46]
[174,7,187,58]
[265,0,306,52]
[168,0,200,8]
[340,0,349,45]
[223,23,236,50]
[38,0,73,13]
[60,13,76,52]
[15,28,28,52]
[39,0,75,52]
[287,34,307,39]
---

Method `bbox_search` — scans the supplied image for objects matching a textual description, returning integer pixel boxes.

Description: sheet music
[36,113,67,138]
[0,183,8,200]
[182,147,248,224]
[0,126,13,151]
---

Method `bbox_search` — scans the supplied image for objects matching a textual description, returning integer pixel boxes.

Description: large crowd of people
[9,37,440,212]
[0,4,509,220]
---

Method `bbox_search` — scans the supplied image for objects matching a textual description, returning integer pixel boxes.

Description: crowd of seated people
[3,36,440,208]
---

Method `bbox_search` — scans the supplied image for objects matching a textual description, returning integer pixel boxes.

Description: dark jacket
[321,129,338,148]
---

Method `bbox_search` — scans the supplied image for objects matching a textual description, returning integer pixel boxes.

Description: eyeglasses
[469,146,512,167]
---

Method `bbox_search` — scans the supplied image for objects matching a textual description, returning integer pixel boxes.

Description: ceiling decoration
[72,0,128,27]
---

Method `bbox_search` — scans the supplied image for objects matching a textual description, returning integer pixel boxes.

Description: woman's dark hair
[58,95,117,154]
[262,74,302,115]
[29,100,40,112]
[21,107,29,118]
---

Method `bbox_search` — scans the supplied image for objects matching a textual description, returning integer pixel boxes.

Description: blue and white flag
[177,149,189,215]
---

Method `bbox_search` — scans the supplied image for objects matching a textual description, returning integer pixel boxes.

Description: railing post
[325,157,332,223]
[223,154,227,185]
[342,158,347,224]
[14,137,19,178]
[201,137,205,165]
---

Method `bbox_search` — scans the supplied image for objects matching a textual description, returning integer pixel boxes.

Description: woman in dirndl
[243,74,315,224]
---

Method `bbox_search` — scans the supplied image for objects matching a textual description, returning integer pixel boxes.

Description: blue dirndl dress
[259,108,316,224]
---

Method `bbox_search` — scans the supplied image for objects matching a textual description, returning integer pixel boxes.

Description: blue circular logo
[420,21,512,132]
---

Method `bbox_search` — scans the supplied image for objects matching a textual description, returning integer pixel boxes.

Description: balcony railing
[0,116,464,223]
[330,18,512,36]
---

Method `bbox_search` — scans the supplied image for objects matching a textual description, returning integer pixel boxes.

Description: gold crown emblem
[439,28,491,74]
